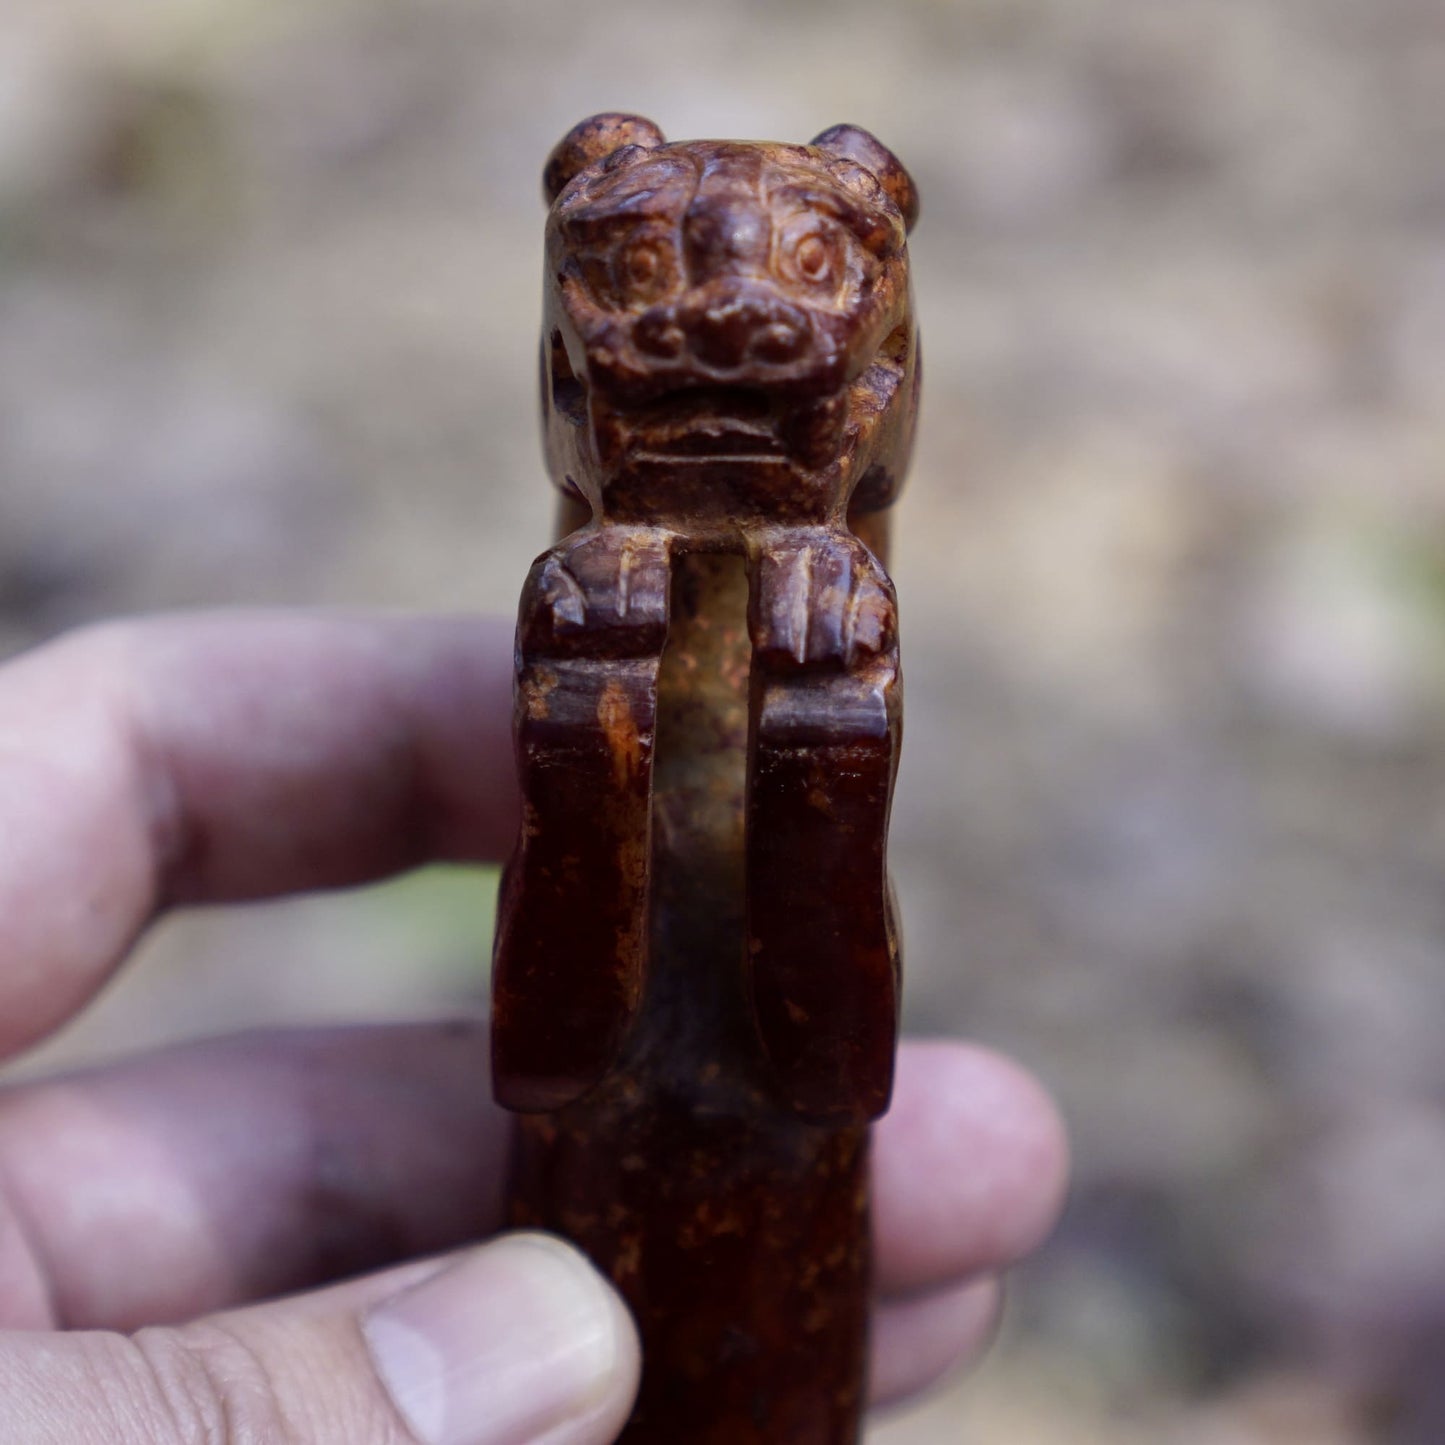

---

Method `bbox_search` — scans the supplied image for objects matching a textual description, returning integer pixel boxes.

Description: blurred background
[2,0,1443,1439]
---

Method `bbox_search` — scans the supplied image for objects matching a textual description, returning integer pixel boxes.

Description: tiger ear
[811,124,919,232]
[543,113,667,204]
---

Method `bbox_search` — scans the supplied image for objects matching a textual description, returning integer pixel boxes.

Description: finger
[0,611,517,1057]
[868,1276,1002,1409]
[0,1232,640,1445]
[0,1032,1065,1331]
[871,1039,1069,1297]
[0,1021,508,1331]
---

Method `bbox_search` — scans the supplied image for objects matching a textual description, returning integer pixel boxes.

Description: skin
[0,610,1068,1434]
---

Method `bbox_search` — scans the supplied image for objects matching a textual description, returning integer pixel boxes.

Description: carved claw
[520,526,673,659]
[749,529,896,673]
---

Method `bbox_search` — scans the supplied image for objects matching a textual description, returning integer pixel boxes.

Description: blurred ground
[2,0,1444,1439]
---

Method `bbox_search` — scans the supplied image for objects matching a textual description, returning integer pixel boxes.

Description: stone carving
[492,112,919,1443]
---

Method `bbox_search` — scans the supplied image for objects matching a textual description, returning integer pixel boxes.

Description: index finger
[0,611,518,1059]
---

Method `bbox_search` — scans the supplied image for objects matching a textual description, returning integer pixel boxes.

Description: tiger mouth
[550,325,905,473]
[551,342,828,463]
[619,386,845,468]
[628,388,786,459]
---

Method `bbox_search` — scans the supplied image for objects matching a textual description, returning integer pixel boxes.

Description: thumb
[0,1232,640,1445]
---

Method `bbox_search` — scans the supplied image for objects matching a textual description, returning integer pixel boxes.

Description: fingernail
[364,1232,634,1445]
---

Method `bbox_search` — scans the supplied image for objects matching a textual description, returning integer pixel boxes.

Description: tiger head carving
[540,113,919,541]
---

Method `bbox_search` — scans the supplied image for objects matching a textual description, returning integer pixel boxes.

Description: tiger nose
[679,286,811,369]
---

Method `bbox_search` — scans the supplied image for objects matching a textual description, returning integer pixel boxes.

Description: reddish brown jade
[492,112,919,1443]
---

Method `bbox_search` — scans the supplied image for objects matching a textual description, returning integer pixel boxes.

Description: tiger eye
[628,244,660,284]
[615,240,675,305]
[795,233,830,280]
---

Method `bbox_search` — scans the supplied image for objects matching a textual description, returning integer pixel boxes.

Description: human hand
[0,612,1068,1444]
